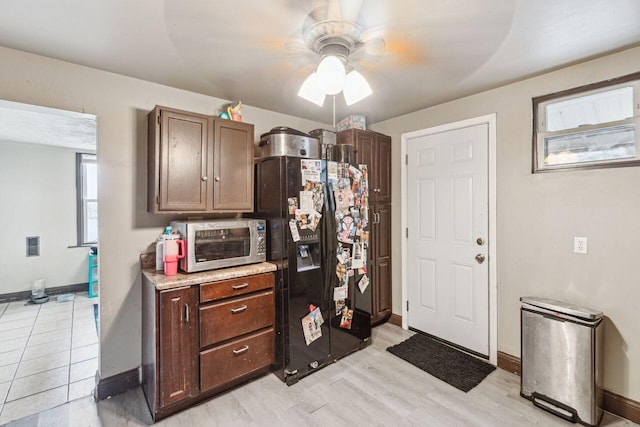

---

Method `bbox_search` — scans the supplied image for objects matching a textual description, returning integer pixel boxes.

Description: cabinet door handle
[215,176,220,182]
[232,283,249,290]
[201,176,208,182]
[184,303,190,323]
[232,345,249,355]
[230,305,248,314]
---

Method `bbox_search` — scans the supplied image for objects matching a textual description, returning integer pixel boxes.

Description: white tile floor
[0,292,98,424]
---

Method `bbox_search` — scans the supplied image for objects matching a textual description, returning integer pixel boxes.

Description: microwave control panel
[256,222,266,257]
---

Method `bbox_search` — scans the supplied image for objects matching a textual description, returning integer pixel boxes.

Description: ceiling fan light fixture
[298,72,326,106]
[343,70,372,105]
[316,55,346,95]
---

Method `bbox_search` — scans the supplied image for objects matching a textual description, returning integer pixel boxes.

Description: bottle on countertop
[163,231,184,276]
[155,226,172,271]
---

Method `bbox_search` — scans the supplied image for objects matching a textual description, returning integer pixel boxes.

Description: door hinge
[405,154,408,165]
[406,300,409,311]
[156,195,159,205]
[405,228,408,238]
[157,115,161,125]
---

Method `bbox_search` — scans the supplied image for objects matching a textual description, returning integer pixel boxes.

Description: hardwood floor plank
[3,322,637,427]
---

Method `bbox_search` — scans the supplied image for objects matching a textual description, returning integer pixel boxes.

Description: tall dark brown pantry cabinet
[337,129,392,325]
[147,106,254,214]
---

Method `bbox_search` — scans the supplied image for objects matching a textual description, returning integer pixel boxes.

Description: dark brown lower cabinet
[158,287,198,408]
[200,327,274,392]
[199,290,274,346]
[142,271,275,421]
[371,203,392,324]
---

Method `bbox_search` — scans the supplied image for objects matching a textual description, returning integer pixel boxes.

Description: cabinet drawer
[200,327,274,392]
[200,291,274,347]
[200,273,274,303]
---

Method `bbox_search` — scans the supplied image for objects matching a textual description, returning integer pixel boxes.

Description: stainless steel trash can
[520,297,603,426]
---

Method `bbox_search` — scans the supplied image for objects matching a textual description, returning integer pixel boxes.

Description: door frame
[400,113,497,365]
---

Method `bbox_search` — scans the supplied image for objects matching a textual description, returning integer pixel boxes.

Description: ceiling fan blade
[360,30,386,55]
[329,0,363,22]
[352,28,429,67]
[305,0,365,27]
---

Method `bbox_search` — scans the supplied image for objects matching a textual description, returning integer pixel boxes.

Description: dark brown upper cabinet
[148,106,254,214]
[213,119,254,211]
[337,129,391,203]
[375,134,391,203]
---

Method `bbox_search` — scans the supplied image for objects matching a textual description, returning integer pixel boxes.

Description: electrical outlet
[574,236,588,254]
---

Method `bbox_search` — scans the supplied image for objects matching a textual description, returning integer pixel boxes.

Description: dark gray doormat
[387,333,495,392]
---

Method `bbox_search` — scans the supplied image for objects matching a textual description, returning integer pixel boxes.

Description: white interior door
[407,123,489,356]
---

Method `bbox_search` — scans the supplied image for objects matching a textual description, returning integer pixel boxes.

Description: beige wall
[0,141,91,293]
[371,46,640,401]
[0,46,330,379]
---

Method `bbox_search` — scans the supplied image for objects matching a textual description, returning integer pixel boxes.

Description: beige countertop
[142,262,277,291]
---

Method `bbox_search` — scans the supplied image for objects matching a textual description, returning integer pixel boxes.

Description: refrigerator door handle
[324,179,338,301]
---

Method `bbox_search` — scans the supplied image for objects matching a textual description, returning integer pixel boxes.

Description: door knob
[201,176,208,181]
[476,237,484,246]
[475,254,485,264]
[215,176,220,182]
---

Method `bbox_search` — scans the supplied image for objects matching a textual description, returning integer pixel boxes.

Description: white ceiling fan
[287,0,415,107]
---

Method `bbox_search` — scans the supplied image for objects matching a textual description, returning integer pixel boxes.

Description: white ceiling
[0,0,639,125]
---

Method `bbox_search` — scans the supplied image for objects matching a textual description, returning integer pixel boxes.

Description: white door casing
[401,114,497,364]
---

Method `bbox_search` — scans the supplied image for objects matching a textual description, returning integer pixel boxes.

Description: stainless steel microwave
[170,219,266,273]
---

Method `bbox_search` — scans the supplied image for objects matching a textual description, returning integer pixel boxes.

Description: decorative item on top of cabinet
[147,106,254,214]
[338,129,392,325]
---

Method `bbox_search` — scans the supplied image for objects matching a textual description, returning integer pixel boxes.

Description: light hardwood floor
[5,323,637,426]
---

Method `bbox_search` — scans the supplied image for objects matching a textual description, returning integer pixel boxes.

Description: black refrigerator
[255,154,371,385]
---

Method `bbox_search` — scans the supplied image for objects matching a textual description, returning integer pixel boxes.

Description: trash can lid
[520,296,603,320]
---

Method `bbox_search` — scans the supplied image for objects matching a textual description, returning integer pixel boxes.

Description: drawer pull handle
[230,305,248,314]
[232,283,249,290]
[232,345,249,355]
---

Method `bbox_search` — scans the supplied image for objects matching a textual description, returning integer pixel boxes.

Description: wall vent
[26,236,40,257]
